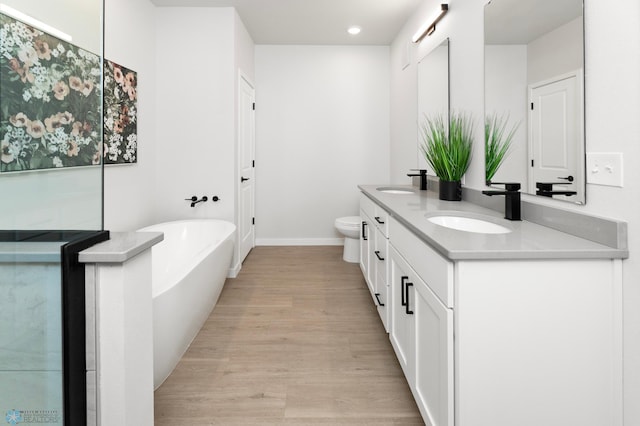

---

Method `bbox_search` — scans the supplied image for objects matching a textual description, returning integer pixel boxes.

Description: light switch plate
[586,152,624,187]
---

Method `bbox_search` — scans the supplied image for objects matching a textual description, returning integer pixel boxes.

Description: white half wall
[104,0,157,231]
[254,45,390,244]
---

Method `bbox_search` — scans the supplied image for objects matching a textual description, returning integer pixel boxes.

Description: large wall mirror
[417,38,449,170]
[484,0,585,204]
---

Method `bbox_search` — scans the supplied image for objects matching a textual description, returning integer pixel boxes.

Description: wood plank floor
[154,246,423,425]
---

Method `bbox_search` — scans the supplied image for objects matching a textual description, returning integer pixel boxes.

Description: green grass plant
[420,112,474,182]
[485,113,519,183]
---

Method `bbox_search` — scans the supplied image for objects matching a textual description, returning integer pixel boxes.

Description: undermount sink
[426,213,512,234]
[376,187,414,194]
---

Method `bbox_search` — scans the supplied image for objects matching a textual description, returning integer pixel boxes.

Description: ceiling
[148,0,424,45]
[484,0,583,44]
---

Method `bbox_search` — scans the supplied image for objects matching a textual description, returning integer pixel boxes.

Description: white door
[528,71,583,197]
[238,75,255,263]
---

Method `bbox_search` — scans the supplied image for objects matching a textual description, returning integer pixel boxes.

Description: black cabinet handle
[374,293,385,307]
[374,250,384,261]
[401,276,408,306]
[241,176,250,182]
[405,282,414,315]
[362,221,368,241]
[557,175,574,182]
[375,216,385,224]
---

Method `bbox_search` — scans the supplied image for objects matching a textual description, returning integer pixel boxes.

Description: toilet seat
[335,216,361,229]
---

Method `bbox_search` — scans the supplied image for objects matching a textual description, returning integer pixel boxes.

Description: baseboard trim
[256,238,344,246]
[228,262,241,278]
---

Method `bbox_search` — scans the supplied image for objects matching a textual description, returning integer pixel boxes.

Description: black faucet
[185,195,208,207]
[535,182,577,198]
[482,182,521,221]
[407,169,428,190]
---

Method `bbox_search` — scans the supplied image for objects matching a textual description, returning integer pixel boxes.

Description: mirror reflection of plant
[420,112,474,182]
[485,113,519,183]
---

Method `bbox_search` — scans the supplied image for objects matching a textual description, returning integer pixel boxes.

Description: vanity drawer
[373,207,389,237]
[360,194,377,222]
[373,227,388,281]
[360,193,390,237]
[389,217,453,308]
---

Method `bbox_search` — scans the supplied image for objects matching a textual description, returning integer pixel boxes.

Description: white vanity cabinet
[387,215,623,426]
[360,195,390,331]
[390,218,454,426]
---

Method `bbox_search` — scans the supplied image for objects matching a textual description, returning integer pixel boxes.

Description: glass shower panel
[0,0,104,424]
[0,245,64,425]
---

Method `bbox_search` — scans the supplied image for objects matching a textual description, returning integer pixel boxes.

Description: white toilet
[335,216,361,263]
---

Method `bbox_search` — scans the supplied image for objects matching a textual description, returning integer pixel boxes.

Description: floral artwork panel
[0,12,103,172]
[103,60,137,164]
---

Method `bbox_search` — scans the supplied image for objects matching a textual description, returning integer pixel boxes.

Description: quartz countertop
[78,231,163,263]
[359,184,628,260]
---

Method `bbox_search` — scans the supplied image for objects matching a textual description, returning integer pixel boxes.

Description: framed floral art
[103,60,137,164]
[0,12,103,172]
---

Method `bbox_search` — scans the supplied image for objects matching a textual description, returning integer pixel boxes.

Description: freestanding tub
[138,219,236,389]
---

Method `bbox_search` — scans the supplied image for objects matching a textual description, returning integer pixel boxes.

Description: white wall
[254,45,390,244]
[154,7,236,225]
[528,17,583,85]
[390,0,485,185]
[391,0,640,423]
[104,0,157,231]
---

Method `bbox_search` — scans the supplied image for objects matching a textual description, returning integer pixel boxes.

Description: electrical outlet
[586,152,624,187]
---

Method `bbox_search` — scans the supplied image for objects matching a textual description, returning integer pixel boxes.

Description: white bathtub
[138,219,236,389]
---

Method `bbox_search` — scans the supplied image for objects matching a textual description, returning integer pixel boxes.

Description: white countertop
[359,185,628,260]
[78,231,164,263]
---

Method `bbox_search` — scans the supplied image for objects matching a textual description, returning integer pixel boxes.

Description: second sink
[426,212,512,234]
[376,186,415,194]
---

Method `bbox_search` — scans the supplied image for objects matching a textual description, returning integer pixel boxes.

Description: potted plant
[485,113,519,184]
[420,112,474,201]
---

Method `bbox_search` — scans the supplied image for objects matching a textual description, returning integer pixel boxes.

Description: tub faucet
[407,169,428,190]
[185,195,208,207]
[482,182,521,221]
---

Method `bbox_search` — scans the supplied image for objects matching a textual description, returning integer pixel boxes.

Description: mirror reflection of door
[529,71,583,196]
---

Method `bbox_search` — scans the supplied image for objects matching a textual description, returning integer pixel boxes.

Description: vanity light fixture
[412,3,449,43]
[347,26,362,35]
[0,3,73,42]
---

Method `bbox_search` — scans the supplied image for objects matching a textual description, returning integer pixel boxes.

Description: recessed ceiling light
[347,26,361,35]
